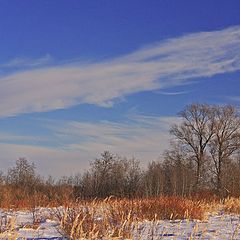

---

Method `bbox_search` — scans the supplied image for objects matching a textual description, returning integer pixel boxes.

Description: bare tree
[76,152,143,198]
[7,158,37,194]
[209,105,240,196]
[144,161,164,197]
[170,104,215,189]
[90,151,115,197]
[123,157,142,198]
[163,143,195,196]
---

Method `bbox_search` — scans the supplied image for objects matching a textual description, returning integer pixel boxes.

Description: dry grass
[0,215,19,239]
[223,197,240,214]
[2,195,240,239]
[52,198,133,239]
[0,184,73,210]
[52,196,209,239]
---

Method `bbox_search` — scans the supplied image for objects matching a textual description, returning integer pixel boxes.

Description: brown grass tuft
[52,196,208,239]
[223,197,240,214]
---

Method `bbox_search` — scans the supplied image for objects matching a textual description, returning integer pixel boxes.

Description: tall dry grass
[223,197,240,214]
[0,215,19,239]
[52,196,209,239]
[2,195,240,239]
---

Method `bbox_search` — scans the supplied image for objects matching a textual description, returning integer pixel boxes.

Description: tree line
[0,103,240,207]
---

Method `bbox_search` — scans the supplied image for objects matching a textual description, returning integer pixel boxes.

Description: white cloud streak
[0,115,180,177]
[0,54,52,69]
[0,132,37,142]
[156,90,190,96]
[46,115,180,172]
[0,143,91,177]
[0,26,240,117]
[51,115,177,154]
[229,96,240,102]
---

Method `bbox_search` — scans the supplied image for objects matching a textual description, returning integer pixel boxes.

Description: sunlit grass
[223,197,240,214]
[1,196,240,239]
[53,196,209,239]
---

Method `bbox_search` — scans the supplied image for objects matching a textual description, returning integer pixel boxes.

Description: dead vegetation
[51,196,209,239]
[0,194,240,239]
[223,197,240,214]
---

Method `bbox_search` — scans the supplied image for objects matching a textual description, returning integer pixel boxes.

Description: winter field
[0,197,240,239]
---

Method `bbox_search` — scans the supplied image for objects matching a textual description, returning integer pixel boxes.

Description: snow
[0,208,67,239]
[132,213,240,239]
[0,208,239,239]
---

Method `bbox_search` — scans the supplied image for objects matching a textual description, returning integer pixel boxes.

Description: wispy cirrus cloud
[0,26,240,117]
[156,90,190,96]
[0,54,52,69]
[0,142,90,177]
[0,115,180,177]
[0,132,37,142]
[45,114,180,175]
[49,114,178,154]
[229,96,240,102]
[0,130,54,146]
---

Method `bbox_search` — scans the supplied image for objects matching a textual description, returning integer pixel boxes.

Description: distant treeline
[0,103,240,207]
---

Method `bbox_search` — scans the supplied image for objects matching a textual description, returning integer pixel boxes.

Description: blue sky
[0,0,240,177]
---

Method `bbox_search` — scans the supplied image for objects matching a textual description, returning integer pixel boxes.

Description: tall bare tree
[170,104,215,189]
[144,161,164,197]
[163,143,195,196]
[209,105,240,195]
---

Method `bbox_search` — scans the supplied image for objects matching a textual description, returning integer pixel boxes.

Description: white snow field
[132,212,240,239]
[0,208,239,239]
[0,208,67,239]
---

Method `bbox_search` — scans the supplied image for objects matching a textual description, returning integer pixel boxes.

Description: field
[0,196,240,239]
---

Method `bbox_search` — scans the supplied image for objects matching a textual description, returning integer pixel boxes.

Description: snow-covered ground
[0,208,67,239]
[0,208,239,239]
[132,212,240,239]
